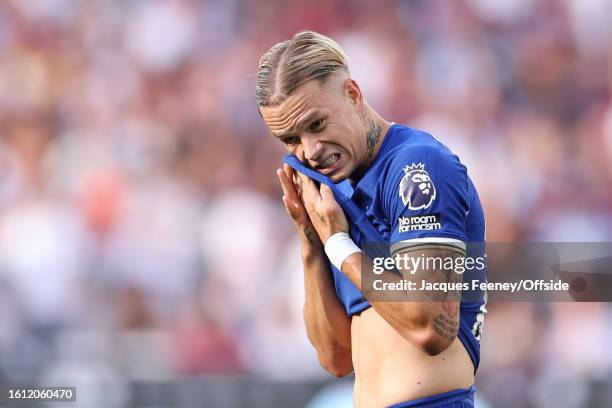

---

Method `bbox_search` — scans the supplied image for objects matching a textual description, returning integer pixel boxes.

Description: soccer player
[256,31,486,408]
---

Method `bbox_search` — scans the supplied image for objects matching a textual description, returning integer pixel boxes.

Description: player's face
[260,76,367,182]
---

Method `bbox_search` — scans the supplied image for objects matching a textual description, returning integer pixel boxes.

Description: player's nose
[303,138,324,162]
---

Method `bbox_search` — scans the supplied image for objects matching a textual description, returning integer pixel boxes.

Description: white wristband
[324,232,361,270]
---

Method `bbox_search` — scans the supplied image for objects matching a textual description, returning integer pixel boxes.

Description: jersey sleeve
[384,143,470,255]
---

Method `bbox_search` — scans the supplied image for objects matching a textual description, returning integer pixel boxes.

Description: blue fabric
[284,154,379,315]
[284,155,382,238]
[387,386,476,408]
[283,124,487,371]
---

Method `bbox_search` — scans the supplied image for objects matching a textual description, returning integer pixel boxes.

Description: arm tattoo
[315,211,326,223]
[441,300,459,318]
[432,313,458,342]
[303,225,318,245]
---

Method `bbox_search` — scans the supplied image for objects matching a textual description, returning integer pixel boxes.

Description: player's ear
[344,78,363,107]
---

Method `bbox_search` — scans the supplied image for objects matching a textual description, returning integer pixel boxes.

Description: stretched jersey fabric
[284,123,486,371]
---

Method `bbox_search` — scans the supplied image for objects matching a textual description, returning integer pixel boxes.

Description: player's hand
[277,164,322,248]
[297,172,349,244]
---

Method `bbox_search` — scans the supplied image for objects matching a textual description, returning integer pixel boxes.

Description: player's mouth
[315,153,341,175]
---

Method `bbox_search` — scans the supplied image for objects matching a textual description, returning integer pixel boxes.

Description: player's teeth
[322,154,338,167]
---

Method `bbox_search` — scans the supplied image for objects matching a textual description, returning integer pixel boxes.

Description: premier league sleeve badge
[399,163,437,211]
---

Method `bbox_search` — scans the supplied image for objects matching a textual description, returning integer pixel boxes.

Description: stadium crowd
[0,0,611,406]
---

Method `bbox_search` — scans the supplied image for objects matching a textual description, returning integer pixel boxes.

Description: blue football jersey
[284,123,487,371]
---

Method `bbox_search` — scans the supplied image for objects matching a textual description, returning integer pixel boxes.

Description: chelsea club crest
[399,163,436,210]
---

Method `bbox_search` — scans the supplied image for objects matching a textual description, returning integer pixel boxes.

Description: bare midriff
[351,307,474,408]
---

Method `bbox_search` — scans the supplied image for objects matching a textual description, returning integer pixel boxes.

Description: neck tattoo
[365,118,382,160]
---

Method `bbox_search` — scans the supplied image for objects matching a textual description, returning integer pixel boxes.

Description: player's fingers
[294,174,316,217]
[283,164,304,196]
[277,168,299,200]
[278,170,310,224]
[318,184,343,220]
[283,163,295,181]
[281,195,298,219]
[283,164,295,188]
[294,174,303,198]
[293,173,307,199]
[276,169,290,195]
[300,174,321,201]
[319,184,336,203]
[281,188,306,219]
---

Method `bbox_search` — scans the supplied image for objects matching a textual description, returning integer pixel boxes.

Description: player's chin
[327,168,350,183]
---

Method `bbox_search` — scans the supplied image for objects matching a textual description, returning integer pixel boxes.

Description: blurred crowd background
[0,0,611,407]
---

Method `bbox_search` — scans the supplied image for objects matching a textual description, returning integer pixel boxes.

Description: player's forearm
[341,252,459,355]
[302,252,353,376]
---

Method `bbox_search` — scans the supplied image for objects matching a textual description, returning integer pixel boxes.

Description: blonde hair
[255,30,349,107]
